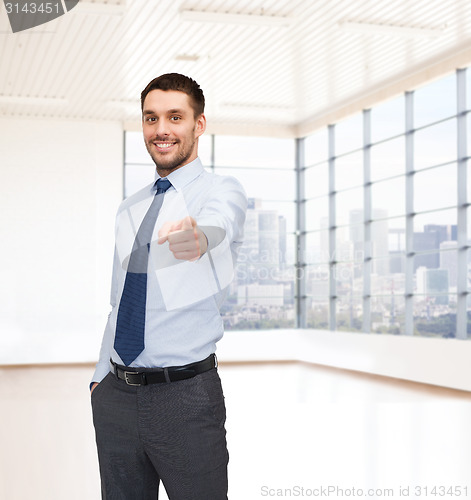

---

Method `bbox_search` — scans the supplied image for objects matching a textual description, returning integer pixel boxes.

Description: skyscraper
[349,208,389,275]
[439,241,457,289]
[413,225,457,271]
[416,267,449,305]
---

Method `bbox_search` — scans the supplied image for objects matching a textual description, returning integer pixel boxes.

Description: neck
[156,165,181,178]
[156,156,198,178]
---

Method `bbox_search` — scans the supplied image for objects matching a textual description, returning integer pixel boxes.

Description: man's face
[142,89,206,175]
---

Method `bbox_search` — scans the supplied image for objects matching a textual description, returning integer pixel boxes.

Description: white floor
[1,362,471,500]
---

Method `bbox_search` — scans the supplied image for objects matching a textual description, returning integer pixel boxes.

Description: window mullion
[328,125,336,330]
[363,110,372,333]
[295,137,307,328]
[405,91,414,336]
[456,68,468,339]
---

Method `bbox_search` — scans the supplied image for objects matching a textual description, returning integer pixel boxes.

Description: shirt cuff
[199,226,226,252]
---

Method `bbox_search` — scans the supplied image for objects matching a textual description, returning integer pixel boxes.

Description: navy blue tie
[114,178,172,365]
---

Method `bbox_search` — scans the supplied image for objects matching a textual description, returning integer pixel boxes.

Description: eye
[170,116,181,121]
[146,117,157,122]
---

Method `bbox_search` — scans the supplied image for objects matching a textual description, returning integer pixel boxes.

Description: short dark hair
[141,73,205,117]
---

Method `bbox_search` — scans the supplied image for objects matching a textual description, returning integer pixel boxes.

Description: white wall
[0,118,123,364]
[218,329,471,392]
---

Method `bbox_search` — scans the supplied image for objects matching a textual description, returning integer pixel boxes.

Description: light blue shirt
[92,157,247,383]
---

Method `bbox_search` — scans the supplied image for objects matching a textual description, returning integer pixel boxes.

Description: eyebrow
[142,108,186,116]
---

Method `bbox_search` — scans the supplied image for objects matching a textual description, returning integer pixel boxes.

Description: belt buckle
[124,371,143,386]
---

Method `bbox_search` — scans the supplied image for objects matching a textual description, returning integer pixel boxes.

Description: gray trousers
[91,367,229,500]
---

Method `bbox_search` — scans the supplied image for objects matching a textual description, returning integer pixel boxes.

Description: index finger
[158,221,180,244]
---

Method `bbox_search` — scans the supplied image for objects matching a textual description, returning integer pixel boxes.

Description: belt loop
[111,359,118,378]
[163,367,171,383]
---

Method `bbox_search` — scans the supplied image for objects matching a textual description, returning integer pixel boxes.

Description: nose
[155,119,170,137]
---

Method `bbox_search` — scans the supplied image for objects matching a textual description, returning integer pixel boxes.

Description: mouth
[153,141,177,153]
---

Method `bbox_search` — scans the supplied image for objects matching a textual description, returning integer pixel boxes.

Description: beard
[145,135,197,174]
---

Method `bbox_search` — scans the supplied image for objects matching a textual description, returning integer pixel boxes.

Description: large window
[213,136,296,329]
[124,66,470,338]
[299,67,470,338]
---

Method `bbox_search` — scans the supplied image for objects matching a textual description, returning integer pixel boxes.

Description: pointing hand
[158,216,208,261]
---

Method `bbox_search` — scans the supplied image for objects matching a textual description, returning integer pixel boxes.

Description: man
[91,73,247,499]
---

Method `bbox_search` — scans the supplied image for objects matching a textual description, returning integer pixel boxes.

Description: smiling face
[142,89,206,177]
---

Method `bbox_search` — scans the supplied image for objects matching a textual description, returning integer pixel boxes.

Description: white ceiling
[1,0,471,137]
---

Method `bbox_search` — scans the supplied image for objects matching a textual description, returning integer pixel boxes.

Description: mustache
[151,136,179,142]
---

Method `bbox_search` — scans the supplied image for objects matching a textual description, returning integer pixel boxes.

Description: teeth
[156,142,173,148]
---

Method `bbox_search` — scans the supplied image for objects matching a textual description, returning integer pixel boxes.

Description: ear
[195,114,206,139]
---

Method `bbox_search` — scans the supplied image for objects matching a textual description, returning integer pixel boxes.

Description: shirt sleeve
[196,175,247,252]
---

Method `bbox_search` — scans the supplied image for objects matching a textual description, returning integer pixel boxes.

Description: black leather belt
[111,354,217,386]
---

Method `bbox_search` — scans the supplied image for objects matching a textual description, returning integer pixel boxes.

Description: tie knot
[156,178,172,194]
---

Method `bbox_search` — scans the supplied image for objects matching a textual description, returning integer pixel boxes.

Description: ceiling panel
[0,0,470,136]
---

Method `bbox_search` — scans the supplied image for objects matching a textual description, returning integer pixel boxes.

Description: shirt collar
[152,157,204,193]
